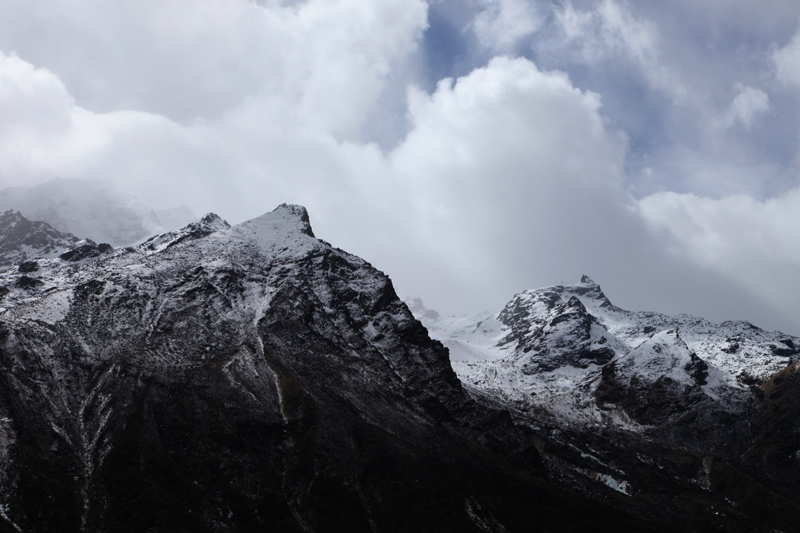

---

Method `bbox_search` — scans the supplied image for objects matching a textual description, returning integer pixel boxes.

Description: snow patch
[595,473,630,495]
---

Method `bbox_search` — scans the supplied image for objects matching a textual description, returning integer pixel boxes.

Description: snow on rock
[0,202,563,531]
[7,289,73,325]
[615,329,700,386]
[595,473,631,495]
[228,204,319,260]
[410,275,800,430]
[139,213,231,254]
[0,210,82,267]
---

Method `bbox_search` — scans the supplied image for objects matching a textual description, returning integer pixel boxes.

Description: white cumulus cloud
[639,188,800,332]
[0,0,428,137]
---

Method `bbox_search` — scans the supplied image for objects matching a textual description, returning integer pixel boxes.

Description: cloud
[0,49,313,217]
[717,84,770,129]
[0,0,430,213]
[639,188,800,332]
[0,51,176,184]
[0,51,73,140]
[551,0,683,100]
[1,1,800,336]
[386,56,627,307]
[534,1,800,202]
[0,0,428,136]
[382,56,793,334]
[774,25,800,87]
[472,0,542,52]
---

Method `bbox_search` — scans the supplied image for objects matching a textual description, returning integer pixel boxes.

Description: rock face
[0,206,665,532]
[0,210,82,267]
[415,276,800,532]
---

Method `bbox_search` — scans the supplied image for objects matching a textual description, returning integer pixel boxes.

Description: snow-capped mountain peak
[1,208,798,531]
[0,210,83,267]
[411,276,800,429]
[231,204,318,256]
[0,203,570,531]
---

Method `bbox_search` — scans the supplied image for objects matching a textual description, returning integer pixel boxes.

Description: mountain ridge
[0,205,670,532]
[0,204,797,531]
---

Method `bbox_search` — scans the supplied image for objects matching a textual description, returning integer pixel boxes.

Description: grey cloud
[483,1,800,199]
[0,0,428,136]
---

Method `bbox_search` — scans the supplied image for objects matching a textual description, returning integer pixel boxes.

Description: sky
[2,0,800,334]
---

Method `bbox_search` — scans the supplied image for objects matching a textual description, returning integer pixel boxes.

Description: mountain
[418,275,799,428]
[0,178,197,246]
[0,206,668,532]
[411,276,800,532]
[3,204,799,531]
[0,210,84,268]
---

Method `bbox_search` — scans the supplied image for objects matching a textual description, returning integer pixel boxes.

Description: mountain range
[0,205,797,532]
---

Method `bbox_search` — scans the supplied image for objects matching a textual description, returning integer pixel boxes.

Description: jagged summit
[197,212,230,230]
[564,276,617,308]
[414,274,800,423]
[0,210,82,266]
[140,212,230,253]
[240,203,315,238]
[275,203,314,237]
[181,212,231,237]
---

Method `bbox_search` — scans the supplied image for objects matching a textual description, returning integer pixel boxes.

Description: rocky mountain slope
[0,178,196,246]
[0,210,84,268]
[411,276,800,532]
[0,207,668,532]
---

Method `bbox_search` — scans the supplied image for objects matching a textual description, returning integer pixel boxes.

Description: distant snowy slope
[0,178,196,246]
[410,276,800,428]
